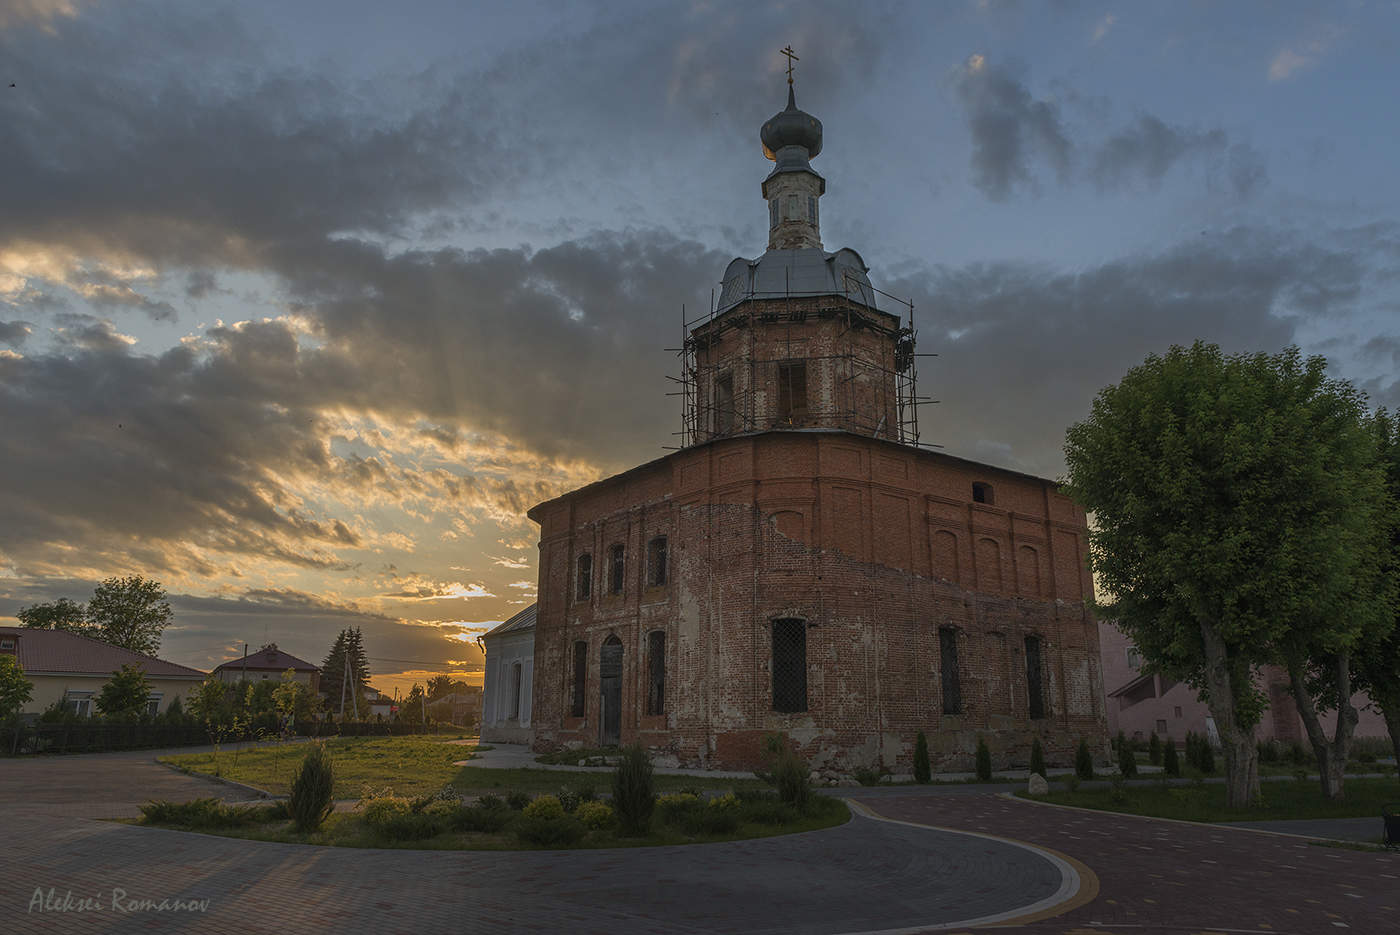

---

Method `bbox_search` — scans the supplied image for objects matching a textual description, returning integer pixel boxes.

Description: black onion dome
[761,86,822,161]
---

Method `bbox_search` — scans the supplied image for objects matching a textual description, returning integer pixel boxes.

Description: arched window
[576,553,592,600]
[972,482,994,505]
[647,536,668,587]
[769,199,779,229]
[609,543,625,594]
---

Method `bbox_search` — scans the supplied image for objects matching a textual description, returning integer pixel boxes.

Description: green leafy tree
[273,670,318,724]
[16,598,91,635]
[95,664,153,718]
[913,730,931,784]
[1063,343,1390,807]
[1148,732,1162,766]
[85,576,173,655]
[187,676,234,728]
[0,655,33,721]
[1117,740,1138,778]
[426,675,471,702]
[401,683,427,723]
[1348,409,1400,773]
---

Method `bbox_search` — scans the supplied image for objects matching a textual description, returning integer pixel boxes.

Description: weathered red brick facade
[525,84,1108,773]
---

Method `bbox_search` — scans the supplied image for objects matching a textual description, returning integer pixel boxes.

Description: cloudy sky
[2,0,1396,695]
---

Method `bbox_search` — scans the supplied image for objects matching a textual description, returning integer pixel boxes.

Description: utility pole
[241,643,248,683]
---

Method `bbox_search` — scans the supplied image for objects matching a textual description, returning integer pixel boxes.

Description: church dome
[761,86,822,161]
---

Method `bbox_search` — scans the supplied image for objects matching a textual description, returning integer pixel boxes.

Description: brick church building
[525,81,1109,773]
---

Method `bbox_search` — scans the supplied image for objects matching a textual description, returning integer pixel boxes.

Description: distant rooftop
[212,643,319,673]
[0,626,206,679]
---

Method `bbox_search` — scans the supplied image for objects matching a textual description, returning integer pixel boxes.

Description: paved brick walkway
[0,750,1066,934]
[856,791,1400,934]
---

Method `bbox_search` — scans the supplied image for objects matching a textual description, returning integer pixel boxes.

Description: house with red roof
[211,643,321,693]
[0,626,207,717]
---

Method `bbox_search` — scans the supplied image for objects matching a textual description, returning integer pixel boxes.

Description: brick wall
[528,430,1109,773]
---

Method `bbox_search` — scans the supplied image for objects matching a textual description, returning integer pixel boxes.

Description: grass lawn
[1017,776,1400,823]
[163,736,768,799]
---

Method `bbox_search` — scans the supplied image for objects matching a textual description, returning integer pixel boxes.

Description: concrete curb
[153,756,273,800]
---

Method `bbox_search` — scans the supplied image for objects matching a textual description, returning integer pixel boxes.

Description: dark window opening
[646,630,666,715]
[939,627,962,715]
[571,640,587,718]
[509,661,523,719]
[771,618,807,713]
[972,482,993,505]
[1026,636,1046,720]
[769,199,778,229]
[776,362,807,424]
[576,553,592,600]
[807,195,816,222]
[609,544,624,595]
[647,536,668,587]
[714,372,734,435]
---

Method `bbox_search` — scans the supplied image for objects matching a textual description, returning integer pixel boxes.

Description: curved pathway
[0,750,1069,934]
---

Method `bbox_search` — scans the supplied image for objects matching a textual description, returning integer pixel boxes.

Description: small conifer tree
[1148,731,1162,766]
[1163,738,1181,777]
[611,744,655,835]
[1199,738,1215,774]
[1029,736,1046,779]
[1075,736,1094,781]
[1118,739,1138,778]
[974,735,992,781]
[913,731,931,784]
[288,742,335,832]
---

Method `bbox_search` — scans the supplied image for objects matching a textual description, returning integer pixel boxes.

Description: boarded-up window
[776,362,807,424]
[1026,636,1046,720]
[571,640,587,718]
[1017,545,1041,596]
[647,536,668,587]
[646,630,665,715]
[576,553,592,600]
[771,618,807,713]
[939,627,962,715]
[714,372,734,434]
[609,543,625,595]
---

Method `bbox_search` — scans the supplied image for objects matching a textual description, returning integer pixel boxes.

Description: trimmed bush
[378,811,442,841]
[975,736,992,781]
[741,798,798,826]
[575,800,614,830]
[359,794,410,829]
[1029,737,1046,779]
[1075,737,1094,781]
[448,804,511,833]
[506,790,531,811]
[1148,732,1162,766]
[288,742,336,832]
[913,731,931,784]
[514,815,586,847]
[556,787,582,814]
[522,795,566,821]
[611,744,655,835]
[1118,739,1138,778]
[139,798,264,829]
[1163,739,1180,777]
[476,794,504,810]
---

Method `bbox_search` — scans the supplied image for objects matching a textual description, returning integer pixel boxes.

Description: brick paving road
[0,751,1065,934]
[856,790,1400,934]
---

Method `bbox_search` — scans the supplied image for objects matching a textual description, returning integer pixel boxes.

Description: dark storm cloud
[883,228,1375,477]
[0,4,519,268]
[956,61,1264,199]
[955,59,1073,200]
[0,320,30,346]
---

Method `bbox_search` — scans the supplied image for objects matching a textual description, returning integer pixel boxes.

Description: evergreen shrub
[975,736,992,781]
[1029,737,1046,779]
[288,742,335,832]
[1075,737,1094,781]
[611,744,655,835]
[914,730,931,784]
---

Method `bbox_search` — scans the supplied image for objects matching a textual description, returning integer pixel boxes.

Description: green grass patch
[163,736,768,798]
[134,790,849,850]
[534,745,619,765]
[1018,776,1400,823]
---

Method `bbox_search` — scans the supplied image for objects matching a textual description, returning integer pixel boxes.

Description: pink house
[1098,620,1388,746]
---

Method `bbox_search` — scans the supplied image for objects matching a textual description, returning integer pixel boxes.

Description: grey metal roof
[481,603,536,639]
[715,247,876,315]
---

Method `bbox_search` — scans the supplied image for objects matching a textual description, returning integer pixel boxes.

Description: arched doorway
[599,635,623,747]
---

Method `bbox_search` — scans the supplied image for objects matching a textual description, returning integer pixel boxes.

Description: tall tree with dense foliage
[1349,408,1400,769]
[320,627,370,716]
[16,597,91,635]
[0,655,33,721]
[426,675,471,701]
[84,576,173,655]
[95,664,154,718]
[1063,343,1389,807]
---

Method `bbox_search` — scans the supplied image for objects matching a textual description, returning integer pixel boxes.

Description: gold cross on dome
[780,45,799,85]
